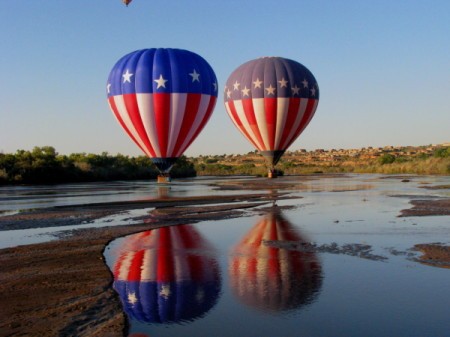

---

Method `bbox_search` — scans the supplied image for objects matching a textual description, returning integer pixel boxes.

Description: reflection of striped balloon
[229,210,322,312]
[113,225,221,323]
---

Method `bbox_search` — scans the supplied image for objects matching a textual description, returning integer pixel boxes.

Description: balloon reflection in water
[113,225,221,324]
[229,209,322,312]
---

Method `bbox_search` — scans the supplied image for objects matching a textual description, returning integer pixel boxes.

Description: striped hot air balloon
[107,48,218,181]
[229,210,322,312]
[113,225,221,324]
[224,57,319,177]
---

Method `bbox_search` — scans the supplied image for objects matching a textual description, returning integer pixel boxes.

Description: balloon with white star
[107,48,218,176]
[112,225,221,324]
[224,56,319,172]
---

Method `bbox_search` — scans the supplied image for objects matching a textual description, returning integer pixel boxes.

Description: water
[101,174,448,337]
[1,174,449,336]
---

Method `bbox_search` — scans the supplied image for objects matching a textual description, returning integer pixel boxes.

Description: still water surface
[101,175,448,337]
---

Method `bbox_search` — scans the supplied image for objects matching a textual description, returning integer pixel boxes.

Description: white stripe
[274,98,290,150]
[117,252,135,281]
[280,98,309,150]
[136,93,161,157]
[167,93,187,157]
[176,94,210,157]
[113,96,152,157]
[140,249,156,282]
[225,101,256,147]
[252,98,270,150]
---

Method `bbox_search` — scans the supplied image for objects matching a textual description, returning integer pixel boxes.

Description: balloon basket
[268,170,277,179]
[157,175,171,184]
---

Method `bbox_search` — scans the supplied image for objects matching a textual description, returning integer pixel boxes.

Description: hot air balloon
[224,57,319,178]
[107,48,218,183]
[229,209,322,312]
[112,225,221,324]
[122,0,132,6]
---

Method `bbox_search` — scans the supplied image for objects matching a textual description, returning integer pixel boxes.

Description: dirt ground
[0,177,448,336]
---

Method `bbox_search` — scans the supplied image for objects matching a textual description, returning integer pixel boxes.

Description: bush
[378,153,396,164]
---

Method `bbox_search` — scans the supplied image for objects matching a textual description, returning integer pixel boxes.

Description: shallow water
[1,175,449,336]
[99,174,449,337]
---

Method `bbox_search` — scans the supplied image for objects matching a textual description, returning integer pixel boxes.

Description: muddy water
[101,174,449,337]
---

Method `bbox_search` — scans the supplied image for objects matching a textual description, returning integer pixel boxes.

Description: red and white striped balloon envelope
[107,48,218,174]
[224,57,319,169]
[113,225,221,323]
[229,210,322,312]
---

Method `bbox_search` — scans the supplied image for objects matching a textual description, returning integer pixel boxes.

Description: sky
[0,0,449,157]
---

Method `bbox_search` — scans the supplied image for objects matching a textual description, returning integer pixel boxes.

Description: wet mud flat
[0,192,291,336]
[0,175,449,336]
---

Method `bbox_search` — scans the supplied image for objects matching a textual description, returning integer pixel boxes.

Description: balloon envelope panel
[224,57,319,167]
[113,226,221,324]
[107,48,218,173]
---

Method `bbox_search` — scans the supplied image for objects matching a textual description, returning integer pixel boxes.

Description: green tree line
[0,146,195,185]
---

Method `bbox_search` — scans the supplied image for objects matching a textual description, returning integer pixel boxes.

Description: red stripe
[127,250,145,281]
[279,97,301,150]
[178,96,217,156]
[153,93,171,158]
[122,94,157,157]
[242,99,265,151]
[285,98,317,150]
[109,97,149,156]
[113,254,125,279]
[171,94,201,157]
[227,100,259,149]
[264,97,277,150]
[177,225,199,249]
[156,227,174,282]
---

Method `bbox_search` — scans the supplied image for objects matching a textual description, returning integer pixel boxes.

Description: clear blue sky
[1,1,449,157]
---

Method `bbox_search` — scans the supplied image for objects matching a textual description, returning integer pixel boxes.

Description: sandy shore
[1,176,449,336]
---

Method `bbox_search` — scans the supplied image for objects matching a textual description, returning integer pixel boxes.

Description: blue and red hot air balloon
[229,209,322,312]
[107,48,218,182]
[224,57,319,177]
[113,225,221,324]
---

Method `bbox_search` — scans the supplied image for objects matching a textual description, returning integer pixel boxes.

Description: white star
[189,69,200,82]
[278,78,288,88]
[253,78,263,88]
[265,84,276,95]
[233,81,240,90]
[302,78,309,88]
[310,87,316,96]
[213,82,218,91]
[154,74,168,89]
[196,287,205,303]
[160,284,171,299]
[107,83,111,94]
[241,86,250,97]
[226,89,232,98]
[127,292,138,305]
[122,70,134,83]
[291,85,300,95]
